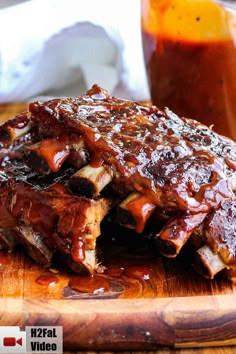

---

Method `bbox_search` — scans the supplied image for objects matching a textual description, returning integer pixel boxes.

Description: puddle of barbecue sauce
[62,233,156,299]
[68,274,110,295]
[35,275,59,286]
[62,264,154,300]
[35,223,158,298]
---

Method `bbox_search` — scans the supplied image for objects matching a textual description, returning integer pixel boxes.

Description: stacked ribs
[0,84,235,279]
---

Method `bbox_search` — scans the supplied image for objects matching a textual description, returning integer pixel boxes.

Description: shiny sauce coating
[29,85,236,214]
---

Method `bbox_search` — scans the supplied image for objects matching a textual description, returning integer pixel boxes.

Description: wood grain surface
[1,103,236,353]
[0,102,28,123]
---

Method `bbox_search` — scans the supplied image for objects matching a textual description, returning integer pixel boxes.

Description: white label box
[0,327,26,354]
[0,326,63,354]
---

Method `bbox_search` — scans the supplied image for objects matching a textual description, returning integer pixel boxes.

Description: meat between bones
[0,84,235,279]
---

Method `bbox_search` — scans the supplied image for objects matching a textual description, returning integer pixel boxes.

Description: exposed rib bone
[189,225,205,249]
[1,125,31,143]
[15,225,53,267]
[0,112,31,144]
[193,245,226,279]
[155,212,207,257]
[68,164,113,197]
[203,198,236,265]
[25,136,71,173]
[57,197,111,274]
[67,250,96,275]
[25,135,89,174]
[73,197,111,253]
[116,192,156,233]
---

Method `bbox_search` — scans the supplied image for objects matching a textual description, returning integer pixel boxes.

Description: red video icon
[3,337,23,346]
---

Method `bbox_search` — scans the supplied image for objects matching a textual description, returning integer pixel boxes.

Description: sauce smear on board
[36,275,59,286]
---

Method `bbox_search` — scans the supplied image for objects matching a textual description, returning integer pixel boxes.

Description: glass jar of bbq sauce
[141,0,236,140]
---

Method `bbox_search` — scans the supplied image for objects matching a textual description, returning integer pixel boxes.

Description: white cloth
[0,0,150,102]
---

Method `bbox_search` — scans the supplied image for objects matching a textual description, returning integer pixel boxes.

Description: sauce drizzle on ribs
[0,84,235,279]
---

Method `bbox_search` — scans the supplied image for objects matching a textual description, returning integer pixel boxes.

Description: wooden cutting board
[1,237,236,351]
[1,103,236,351]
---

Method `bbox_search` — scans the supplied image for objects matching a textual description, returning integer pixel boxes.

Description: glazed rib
[192,198,236,278]
[203,198,236,266]
[6,182,111,274]
[155,212,208,257]
[116,192,156,233]
[0,112,31,145]
[0,84,235,278]
[24,136,70,173]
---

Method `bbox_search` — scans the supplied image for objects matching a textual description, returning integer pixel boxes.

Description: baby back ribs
[0,84,235,278]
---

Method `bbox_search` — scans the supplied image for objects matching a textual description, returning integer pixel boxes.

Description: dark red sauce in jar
[142,0,236,140]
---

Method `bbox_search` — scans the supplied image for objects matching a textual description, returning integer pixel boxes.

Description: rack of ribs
[0,84,235,279]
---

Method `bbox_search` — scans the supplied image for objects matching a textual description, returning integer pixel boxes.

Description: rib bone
[68,164,113,197]
[0,112,31,144]
[116,192,156,233]
[155,212,207,257]
[15,225,53,267]
[193,245,226,279]
[57,197,111,274]
[66,249,96,275]
[25,136,71,173]
[1,85,236,278]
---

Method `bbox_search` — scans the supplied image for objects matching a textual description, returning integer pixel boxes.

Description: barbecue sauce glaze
[28,84,236,268]
[1,83,236,278]
[57,84,234,215]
